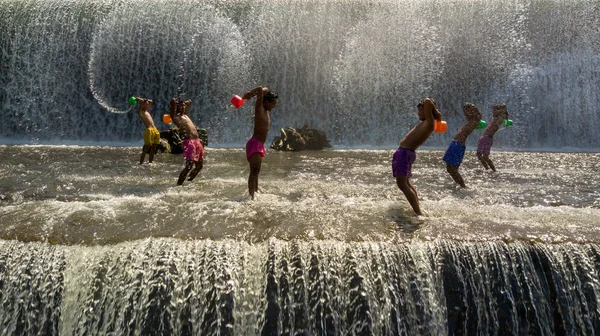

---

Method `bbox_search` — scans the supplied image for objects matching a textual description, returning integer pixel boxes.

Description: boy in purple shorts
[393,98,442,216]
[169,97,204,185]
[476,104,509,172]
[443,102,482,188]
[238,86,278,199]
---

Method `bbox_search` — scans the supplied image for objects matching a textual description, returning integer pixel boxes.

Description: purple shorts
[477,135,493,155]
[184,138,204,162]
[392,147,416,177]
[245,137,265,161]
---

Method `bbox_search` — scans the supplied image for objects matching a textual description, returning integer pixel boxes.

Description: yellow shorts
[144,127,160,146]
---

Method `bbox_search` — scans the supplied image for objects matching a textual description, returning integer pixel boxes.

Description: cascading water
[1,239,599,335]
[0,0,598,147]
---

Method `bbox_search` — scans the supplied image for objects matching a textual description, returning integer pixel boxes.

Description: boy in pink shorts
[238,86,278,199]
[476,104,509,172]
[393,98,442,216]
[169,97,204,185]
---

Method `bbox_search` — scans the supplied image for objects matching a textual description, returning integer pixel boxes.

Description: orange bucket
[162,114,172,124]
[434,120,447,133]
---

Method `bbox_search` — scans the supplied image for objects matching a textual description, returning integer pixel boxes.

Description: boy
[443,102,482,187]
[476,104,509,172]
[135,97,160,164]
[239,86,278,199]
[393,98,442,216]
[169,97,204,185]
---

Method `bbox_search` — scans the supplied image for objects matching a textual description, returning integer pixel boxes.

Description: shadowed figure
[238,86,278,199]
[476,104,510,172]
[135,97,160,164]
[393,98,442,216]
[169,97,204,185]
[443,102,482,187]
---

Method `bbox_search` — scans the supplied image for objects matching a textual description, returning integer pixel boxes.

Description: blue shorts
[443,141,466,167]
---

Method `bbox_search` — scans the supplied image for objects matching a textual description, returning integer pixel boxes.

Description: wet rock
[270,126,331,151]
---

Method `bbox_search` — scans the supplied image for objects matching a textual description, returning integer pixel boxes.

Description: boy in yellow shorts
[135,97,160,164]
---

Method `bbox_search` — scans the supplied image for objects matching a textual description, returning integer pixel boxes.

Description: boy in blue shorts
[393,98,442,216]
[443,102,481,188]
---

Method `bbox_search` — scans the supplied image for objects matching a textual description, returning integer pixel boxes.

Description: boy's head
[263,90,278,110]
[463,102,481,121]
[417,98,442,121]
[492,104,509,119]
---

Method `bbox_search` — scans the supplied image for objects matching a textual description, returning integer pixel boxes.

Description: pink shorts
[184,138,204,162]
[476,135,493,155]
[245,137,265,161]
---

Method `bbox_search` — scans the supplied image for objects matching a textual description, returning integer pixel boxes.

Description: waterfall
[0,238,598,335]
[0,0,598,147]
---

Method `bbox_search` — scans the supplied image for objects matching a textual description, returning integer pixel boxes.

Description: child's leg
[396,176,423,216]
[148,145,157,163]
[477,152,490,170]
[248,154,262,199]
[187,160,203,181]
[178,160,194,185]
[484,154,496,172]
[140,145,149,164]
[446,164,466,187]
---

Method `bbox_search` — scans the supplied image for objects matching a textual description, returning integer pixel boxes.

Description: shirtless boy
[392,98,442,216]
[476,104,509,172]
[169,97,204,185]
[443,102,482,187]
[135,97,160,164]
[239,86,278,199]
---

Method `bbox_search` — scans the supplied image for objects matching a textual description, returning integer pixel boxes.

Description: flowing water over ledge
[0,145,599,335]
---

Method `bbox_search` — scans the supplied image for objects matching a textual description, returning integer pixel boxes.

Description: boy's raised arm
[242,86,268,113]
[423,98,436,128]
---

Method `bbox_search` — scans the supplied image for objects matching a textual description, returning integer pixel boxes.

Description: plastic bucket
[476,120,487,129]
[162,114,172,124]
[434,120,447,133]
[231,95,244,108]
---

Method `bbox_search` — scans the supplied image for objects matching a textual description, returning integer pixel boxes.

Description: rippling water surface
[1,145,598,245]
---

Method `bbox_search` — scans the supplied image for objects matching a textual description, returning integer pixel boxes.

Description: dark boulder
[270,126,331,151]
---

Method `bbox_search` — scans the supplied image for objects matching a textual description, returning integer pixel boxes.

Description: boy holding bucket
[476,104,510,172]
[238,86,278,199]
[393,98,442,216]
[442,102,482,188]
[135,97,160,164]
[168,97,204,185]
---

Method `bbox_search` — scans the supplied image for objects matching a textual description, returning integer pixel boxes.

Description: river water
[1,145,599,335]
